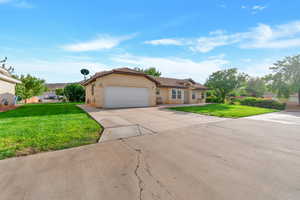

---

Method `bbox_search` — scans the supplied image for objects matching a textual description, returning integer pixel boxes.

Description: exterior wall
[85,73,156,108]
[167,88,184,104]
[156,87,184,104]
[188,90,206,104]
[0,79,16,106]
[21,96,40,104]
[156,87,169,104]
[0,79,15,94]
[156,87,206,104]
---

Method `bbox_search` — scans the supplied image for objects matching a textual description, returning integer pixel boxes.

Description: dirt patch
[0,105,20,112]
[16,147,39,157]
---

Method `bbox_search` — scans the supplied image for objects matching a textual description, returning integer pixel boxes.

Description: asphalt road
[1,112,300,200]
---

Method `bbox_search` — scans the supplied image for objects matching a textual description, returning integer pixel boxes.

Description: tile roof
[83,67,208,90]
[82,67,159,86]
[153,76,208,89]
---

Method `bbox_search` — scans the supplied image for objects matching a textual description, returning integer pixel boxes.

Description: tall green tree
[64,83,85,102]
[265,55,300,104]
[55,88,64,96]
[134,67,162,77]
[245,77,266,97]
[15,74,47,103]
[205,68,248,103]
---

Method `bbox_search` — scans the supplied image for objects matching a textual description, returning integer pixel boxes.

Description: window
[201,92,205,99]
[91,84,95,96]
[177,89,182,99]
[172,89,177,99]
[192,92,196,99]
[156,88,160,95]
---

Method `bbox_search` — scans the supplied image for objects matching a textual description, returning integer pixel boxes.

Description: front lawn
[169,104,278,118]
[0,103,102,160]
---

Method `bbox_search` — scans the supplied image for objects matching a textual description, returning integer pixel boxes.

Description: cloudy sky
[1,0,300,83]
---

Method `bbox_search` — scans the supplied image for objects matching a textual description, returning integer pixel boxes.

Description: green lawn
[169,104,278,118]
[0,103,102,160]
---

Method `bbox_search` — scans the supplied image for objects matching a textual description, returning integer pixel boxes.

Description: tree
[245,77,266,97]
[134,67,162,77]
[55,88,64,96]
[64,83,85,102]
[265,55,300,104]
[205,68,248,103]
[15,74,47,103]
[0,57,15,74]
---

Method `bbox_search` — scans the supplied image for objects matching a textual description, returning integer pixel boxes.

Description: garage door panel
[104,87,149,108]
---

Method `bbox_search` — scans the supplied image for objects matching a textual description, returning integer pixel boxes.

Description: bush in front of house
[205,96,223,103]
[64,83,85,102]
[238,97,286,110]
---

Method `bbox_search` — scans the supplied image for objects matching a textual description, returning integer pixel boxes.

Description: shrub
[239,97,286,110]
[206,96,223,103]
[64,84,85,102]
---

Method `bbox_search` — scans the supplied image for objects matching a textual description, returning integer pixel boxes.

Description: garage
[104,86,150,108]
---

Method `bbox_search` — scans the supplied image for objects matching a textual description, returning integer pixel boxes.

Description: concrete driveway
[79,105,226,141]
[1,107,300,200]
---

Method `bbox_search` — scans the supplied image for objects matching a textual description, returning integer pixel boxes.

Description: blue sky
[1,0,300,83]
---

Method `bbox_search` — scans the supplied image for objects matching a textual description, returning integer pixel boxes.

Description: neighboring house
[83,68,208,108]
[0,68,21,106]
[23,82,81,103]
[40,83,69,100]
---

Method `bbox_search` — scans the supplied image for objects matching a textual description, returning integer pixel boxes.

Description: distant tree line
[205,54,300,104]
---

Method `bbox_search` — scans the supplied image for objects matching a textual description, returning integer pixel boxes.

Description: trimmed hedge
[237,97,286,110]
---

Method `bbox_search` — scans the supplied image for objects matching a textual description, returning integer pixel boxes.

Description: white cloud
[0,0,11,3]
[62,34,134,52]
[145,21,300,52]
[252,5,266,11]
[241,21,300,49]
[190,33,243,53]
[14,0,33,8]
[11,59,112,83]
[144,38,183,46]
[241,58,252,63]
[0,0,33,8]
[112,54,229,82]
[243,59,273,77]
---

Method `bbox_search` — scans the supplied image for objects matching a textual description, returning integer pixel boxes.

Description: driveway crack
[121,139,176,200]
[121,139,144,200]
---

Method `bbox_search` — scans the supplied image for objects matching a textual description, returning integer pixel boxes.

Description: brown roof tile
[83,67,208,90]
[82,67,159,86]
[152,76,208,90]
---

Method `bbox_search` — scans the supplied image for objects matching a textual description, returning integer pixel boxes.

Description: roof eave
[0,74,21,84]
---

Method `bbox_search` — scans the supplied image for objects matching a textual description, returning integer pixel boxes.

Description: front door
[184,90,189,104]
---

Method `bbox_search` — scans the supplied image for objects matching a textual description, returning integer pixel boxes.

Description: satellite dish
[80,69,90,80]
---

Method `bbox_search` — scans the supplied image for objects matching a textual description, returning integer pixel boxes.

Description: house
[40,83,70,101]
[0,68,21,106]
[83,68,208,108]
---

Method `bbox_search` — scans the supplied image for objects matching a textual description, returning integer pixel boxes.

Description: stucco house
[83,68,208,108]
[0,68,21,106]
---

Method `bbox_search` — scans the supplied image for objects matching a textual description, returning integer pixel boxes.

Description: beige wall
[85,73,157,108]
[0,79,15,94]
[156,87,184,104]
[0,79,16,106]
[188,90,206,104]
[157,87,206,104]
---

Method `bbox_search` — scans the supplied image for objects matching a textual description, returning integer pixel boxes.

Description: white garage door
[104,86,150,108]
